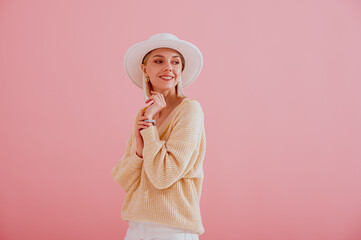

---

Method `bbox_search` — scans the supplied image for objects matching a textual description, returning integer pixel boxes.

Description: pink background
[1,0,361,239]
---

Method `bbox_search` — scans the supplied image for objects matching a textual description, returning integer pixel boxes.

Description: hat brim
[124,39,203,89]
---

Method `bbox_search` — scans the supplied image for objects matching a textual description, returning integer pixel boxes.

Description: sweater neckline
[156,97,190,136]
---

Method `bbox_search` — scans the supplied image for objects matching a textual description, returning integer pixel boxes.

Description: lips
[159,75,174,81]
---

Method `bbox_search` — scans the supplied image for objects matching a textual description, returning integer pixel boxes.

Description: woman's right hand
[135,108,153,157]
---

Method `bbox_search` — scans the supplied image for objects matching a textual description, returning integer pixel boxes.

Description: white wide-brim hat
[124,33,203,89]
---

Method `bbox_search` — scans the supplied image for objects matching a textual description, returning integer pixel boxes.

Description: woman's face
[141,48,183,93]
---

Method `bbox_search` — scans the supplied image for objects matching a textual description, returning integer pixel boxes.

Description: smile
[159,76,174,81]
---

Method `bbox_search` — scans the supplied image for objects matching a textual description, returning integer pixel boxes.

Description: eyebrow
[152,55,180,59]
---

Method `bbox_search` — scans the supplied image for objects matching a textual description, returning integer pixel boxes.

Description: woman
[111,33,206,240]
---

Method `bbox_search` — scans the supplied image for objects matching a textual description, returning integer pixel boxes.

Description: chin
[158,83,176,89]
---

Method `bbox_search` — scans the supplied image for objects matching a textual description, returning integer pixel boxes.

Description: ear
[141,64,147,74]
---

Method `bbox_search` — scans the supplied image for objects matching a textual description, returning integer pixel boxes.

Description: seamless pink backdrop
[1,0,361,239]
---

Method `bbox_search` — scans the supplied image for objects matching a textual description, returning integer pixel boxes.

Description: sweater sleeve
[139,100,204,190]
[111,110,144,193]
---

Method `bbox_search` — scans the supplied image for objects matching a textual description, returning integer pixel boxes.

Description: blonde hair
[142,48,186,101]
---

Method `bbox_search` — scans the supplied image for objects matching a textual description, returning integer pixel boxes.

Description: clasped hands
[135,91,166,157]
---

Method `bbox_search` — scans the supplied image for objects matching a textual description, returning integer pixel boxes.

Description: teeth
[160,76,173,79]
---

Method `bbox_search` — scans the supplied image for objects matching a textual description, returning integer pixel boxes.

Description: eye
[173,61,180,64]
[154,60,162,63]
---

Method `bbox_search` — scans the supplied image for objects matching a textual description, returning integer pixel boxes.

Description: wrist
[143,115,156,126]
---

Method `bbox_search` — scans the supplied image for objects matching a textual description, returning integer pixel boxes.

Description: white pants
[124,221,199,240]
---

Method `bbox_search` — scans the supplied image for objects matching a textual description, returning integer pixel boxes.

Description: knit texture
[111,98,206,235]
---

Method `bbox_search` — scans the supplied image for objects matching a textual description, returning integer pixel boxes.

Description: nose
[163,61,173,72]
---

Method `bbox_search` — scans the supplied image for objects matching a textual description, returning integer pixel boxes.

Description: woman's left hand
[144,91,166,118]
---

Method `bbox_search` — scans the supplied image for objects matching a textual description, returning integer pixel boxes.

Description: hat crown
[148,33,179,41]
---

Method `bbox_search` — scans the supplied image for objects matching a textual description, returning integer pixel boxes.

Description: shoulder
[178,98,204,120]
[181,98,204,112]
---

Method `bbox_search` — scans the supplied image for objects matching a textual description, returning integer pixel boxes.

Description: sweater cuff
[129,153,144,169]
[140,125,160,144]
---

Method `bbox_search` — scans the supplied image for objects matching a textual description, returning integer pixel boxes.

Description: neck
[151,87,178,106]
[151,87,186,117]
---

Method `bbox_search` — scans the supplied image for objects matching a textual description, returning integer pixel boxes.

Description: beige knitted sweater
[111,98,206,235]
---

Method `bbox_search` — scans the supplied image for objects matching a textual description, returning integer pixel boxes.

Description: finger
[138,125,147,131]
[138,121,152,127]
[148,98,158,106]
[153,95,160,103]
[139,116,154,121]
[139,115,153,120]
[152,90,164,98]
[145,100,155,107]
[138,121,147,126]
[145,96,154,103]
[151,91,163,98]
[139,123,151,130]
